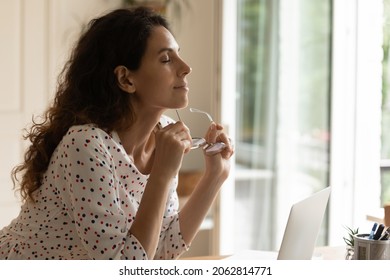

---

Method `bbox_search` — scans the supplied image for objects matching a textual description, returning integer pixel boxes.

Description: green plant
[343,226,359,247]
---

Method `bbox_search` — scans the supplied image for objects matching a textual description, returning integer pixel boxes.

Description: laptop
[226,186,331,260]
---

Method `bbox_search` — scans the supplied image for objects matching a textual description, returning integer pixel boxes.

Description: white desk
[313,246,345,260]
[183,246,346,260]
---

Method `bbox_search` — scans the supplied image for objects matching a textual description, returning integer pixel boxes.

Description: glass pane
[280,0,331,246]
[381,0,390,206]
[234,0,332,252]
[235,0,277,251]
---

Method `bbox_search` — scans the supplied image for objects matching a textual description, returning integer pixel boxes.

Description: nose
[179,59,192,77]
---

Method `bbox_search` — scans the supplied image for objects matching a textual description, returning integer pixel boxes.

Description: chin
[176,97,189,109]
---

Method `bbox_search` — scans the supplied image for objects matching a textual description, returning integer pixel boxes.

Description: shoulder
[61,124,116,147]
[55,124,123,162]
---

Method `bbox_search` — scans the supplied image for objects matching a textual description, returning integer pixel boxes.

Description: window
[219,0,382,254]
[233,0,332,251]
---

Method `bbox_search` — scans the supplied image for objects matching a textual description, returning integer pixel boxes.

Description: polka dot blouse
[0,116,189,260]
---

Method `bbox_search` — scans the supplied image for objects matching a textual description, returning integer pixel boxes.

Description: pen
[368,222,378,239]
[373,224,385,240]
[379,227,390,240]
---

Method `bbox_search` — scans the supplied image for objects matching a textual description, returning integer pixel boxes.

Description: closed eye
[161,52,172,63]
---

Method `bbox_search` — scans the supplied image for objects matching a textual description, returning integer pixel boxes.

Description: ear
[114,65,136,93]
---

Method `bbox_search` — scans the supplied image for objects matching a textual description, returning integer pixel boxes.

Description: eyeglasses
[176,108,228,156]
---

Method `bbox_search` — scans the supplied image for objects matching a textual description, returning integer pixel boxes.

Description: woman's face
[131,26,192,111]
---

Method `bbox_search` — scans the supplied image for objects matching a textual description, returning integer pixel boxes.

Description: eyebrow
[157,47,180,54]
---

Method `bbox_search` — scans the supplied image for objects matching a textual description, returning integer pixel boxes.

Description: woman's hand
[203,122,234,181]
[151,121,192,179]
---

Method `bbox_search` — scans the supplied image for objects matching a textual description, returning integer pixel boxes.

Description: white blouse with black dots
[0,116,189,260]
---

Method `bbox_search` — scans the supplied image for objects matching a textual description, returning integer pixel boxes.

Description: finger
[155,122,191,152]
[216,133,234,158]
[220,147,234,159]
[174,121,191,136]
[176,129,192,143]
[215,123,224,130]
[176,121,191,134]
[206,122,219,143]
[172,128,192,154]
[183,139,192,154]
[217,132,230,145]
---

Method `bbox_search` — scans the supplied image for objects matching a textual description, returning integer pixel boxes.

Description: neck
[116,108,164,175]
[119,117,160,155]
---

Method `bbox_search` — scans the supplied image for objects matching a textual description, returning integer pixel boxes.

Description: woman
[0,7,233,260]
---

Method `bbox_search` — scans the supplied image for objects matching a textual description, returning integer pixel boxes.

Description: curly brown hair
[12,7,170,202]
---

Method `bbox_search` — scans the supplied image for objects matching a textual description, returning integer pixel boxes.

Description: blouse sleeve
[55,126,147,259]
[153,187,189,259]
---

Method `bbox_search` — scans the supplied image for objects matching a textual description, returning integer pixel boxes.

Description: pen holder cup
[353,234,390,260]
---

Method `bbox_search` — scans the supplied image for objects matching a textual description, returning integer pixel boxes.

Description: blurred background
[0,0,389,258]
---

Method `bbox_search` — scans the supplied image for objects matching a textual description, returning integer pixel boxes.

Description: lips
[173,85,189,93]
[174,83,188,89]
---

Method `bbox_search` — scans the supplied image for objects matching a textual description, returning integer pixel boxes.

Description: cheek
[141,72,173,91]
[141,77,166,94]
[135,77,169,102]
[134,65,175,95]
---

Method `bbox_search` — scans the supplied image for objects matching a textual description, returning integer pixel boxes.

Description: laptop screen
[277,187,331,260]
